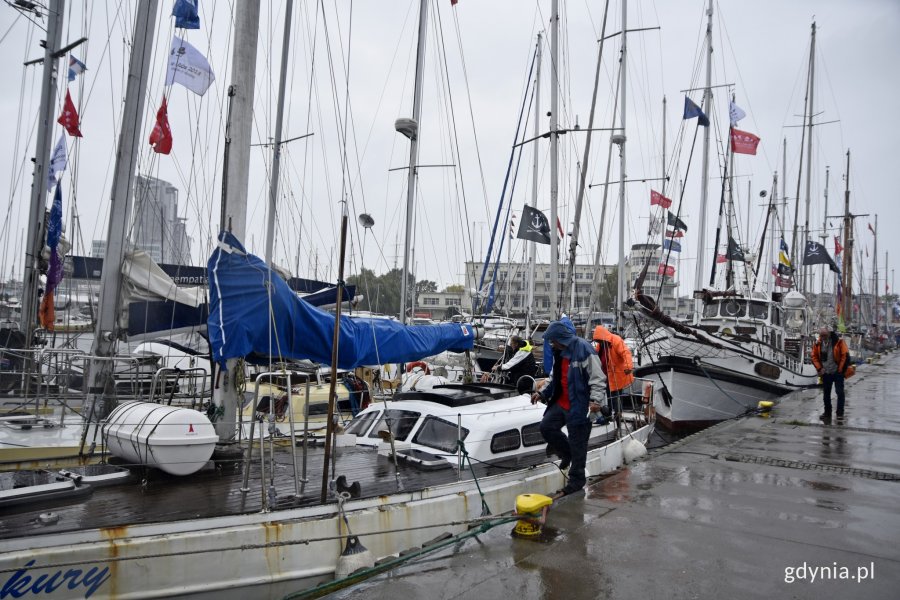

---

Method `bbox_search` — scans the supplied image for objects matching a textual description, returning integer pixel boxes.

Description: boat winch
[512,493,553,538]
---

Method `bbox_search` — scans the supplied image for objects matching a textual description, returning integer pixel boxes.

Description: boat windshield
[748,301,768,320]
[721,300,747,318]
[703,302,719,318]
[367,409,420,442]
[345,411,380,436]
[413,416,469,453]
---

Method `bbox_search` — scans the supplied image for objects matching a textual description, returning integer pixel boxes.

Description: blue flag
[780,238,789,253]
[46,183,64,291]
[683,96,709,127]
[663,239,682,253]
[173,0,200,29]
[67,56,86,82]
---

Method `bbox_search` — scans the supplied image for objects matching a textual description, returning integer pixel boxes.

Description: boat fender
[406,361,430,375]
[622,436,647,464]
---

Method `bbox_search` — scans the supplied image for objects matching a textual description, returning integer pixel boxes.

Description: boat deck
[0,431,617,540]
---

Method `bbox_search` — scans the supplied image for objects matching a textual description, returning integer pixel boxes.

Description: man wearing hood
[531,320,608,496]
[592,325,635,422]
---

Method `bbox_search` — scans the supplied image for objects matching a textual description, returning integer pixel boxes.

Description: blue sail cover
[208,231,477,368]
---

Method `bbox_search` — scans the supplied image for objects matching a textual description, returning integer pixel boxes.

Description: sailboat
[630,2,819,431]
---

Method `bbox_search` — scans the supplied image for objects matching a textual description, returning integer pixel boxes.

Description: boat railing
[148,366,210,410]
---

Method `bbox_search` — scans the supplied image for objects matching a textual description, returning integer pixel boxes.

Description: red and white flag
[556,217,564,240]
[834,236,843,255]
[665,229,684,239]
[730,128,760,155]
[716,254,727,264]
[650,190,672,209]
[57,90,83,137]
[149,96,173,154]
[657,264,675,276]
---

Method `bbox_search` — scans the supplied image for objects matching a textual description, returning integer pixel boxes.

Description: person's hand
[531,392,543,405]
[492,365,499,372]
[624,368,633,375]
[588,401,602,413]
[816,368,824,376]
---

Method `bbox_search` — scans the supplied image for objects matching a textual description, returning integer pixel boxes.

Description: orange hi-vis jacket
[592,326,635,392]
[811,332,849,373]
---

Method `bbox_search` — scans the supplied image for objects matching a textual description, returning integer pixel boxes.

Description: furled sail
[208,231,477,368]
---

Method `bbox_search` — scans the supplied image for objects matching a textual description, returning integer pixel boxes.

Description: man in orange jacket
[811,325,850,421]
[591,326,635,423]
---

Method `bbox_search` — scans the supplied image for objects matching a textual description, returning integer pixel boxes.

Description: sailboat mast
[692,0,713,321]
[87,0,158,419]
[399,0,429,324]
[21,0,65,344]
[549,0,560,318]
[841,150,852,324]
[873,214,878,331]
[526,33,542,339]
[615,0,627,330]
[802,22,817,294]
[819,166,830,302]
[214,1,262,441]
[265,0,294,265]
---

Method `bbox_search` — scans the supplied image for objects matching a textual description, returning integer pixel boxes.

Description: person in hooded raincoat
[531,320,607,496]
[592,325,635,421]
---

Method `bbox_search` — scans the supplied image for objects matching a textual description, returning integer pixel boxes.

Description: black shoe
[836,411,845,419]
[558,457,571,470]
[819,413,832,422]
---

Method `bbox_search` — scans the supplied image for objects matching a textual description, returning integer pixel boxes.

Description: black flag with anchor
[802,240,840,273]
[517,204,551,244]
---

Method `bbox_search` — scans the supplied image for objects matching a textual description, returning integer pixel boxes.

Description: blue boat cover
[208,232,477,368]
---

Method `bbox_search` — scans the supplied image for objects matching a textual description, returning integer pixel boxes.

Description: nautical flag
[777,263,792,276]
[556,217,565,240]
[516,204,551,245]
[165,36,215,96]
[172,0,201,29]
[716,254,727,264]
[650,190,672,209]
[667,211,688,232]
[665,229,684,239]
[729,100,746,126]
[868,222,875,235]
[778,238,791,267]
[726,237,745,261]
[509,215,516,240]
[802,240,840,273]
[149,96,173,154]
[47,134,67,188]
[57,90,83,137]
[683,96,709,127]
[67,56,87,82]
[657,264,675,276]
[771,263,777,276]
[663,239,681,253]
[775,276,792,288]
[730,128,760,155]
[648,215,663,236]
[38,183,64,329]
[834,236,843,255]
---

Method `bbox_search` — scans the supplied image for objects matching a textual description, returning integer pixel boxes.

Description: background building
[626,243,679,314]
[129,175,191,265]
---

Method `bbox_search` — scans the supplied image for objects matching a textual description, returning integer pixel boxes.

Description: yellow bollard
[512,493,553,538]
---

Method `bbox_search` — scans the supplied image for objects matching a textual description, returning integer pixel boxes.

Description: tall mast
[819,165,829,302]
[873,214,878,330]
[398,0,428,324]
[21,0,65,344]
[214,1,262,441]
[841,150,852,324]
[801,22,817,294]
[615,0,628,330]
[87,0,158,418]
[265,0,294,266]
[526,33,542,338]
[692,0,713,321]
[549,0,560,318]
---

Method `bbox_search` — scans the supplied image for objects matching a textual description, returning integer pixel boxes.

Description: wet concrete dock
[325,352,900,600]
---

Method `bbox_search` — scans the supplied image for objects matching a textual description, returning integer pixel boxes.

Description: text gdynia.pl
[784,562,875,583]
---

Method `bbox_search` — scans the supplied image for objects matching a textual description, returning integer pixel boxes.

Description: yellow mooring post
[512,493,553,538]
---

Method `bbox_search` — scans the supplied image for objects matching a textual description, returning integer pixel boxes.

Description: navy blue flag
[726,237,745,261]
[663,239,682,253]
[516,204,552,245]
[667,211,688,232]
[173,0,200,29]
[683,96,710,127]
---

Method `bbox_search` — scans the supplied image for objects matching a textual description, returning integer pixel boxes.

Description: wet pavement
[324,352,900,600]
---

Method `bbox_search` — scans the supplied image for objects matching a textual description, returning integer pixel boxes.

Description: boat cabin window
[413,416,469,453]
[367,409,420,442]
[748,301,768,320]
[771,307,782,326]
[344,411,380,437]
[703,302,719,318]
[521,423,544,447]
[721,299,746,318]
[490,429,521,454]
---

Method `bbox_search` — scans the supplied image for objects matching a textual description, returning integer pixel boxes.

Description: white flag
[47,134,67,188]
[165,36,215,96]
[729,100,747,126]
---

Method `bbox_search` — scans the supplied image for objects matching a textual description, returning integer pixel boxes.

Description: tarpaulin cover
[208,231,476,368]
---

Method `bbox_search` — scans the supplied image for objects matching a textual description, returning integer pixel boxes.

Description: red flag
[39,290,55,330]
[834,236,843,255]
[775,276,792,288]
[149,96,173,154]
[657,264,675,276]
[556,217,564,240]
[716,254,727,264]
[665,229,684,239]
[451,0,459,5]
[57,90,83,137]
[650,190,672,209]
[730,128,760,155]
[868,222,875,235]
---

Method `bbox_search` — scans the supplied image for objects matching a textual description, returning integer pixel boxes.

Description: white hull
[0,424,652,599]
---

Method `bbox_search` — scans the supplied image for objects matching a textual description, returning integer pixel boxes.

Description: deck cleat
[512,493,553,538]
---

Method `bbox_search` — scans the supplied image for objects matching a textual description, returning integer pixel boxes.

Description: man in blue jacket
[531,320,608,496]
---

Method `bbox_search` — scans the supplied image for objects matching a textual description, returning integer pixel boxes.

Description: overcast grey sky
[1,0,898,299]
